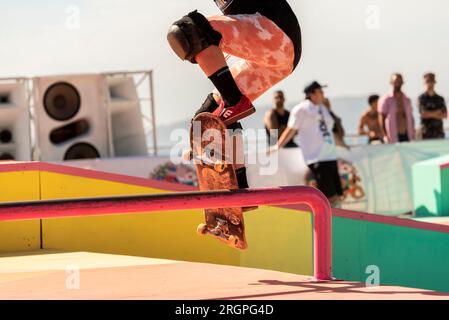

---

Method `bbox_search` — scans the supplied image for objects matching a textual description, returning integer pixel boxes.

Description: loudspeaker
[0,80,31,161]
[33,74,111,161]
[107,75,147,157]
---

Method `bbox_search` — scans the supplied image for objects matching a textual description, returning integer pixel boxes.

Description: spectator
[270,81,343,207]
[358,95,383,144]
[379,73,415,143]
[264,90,297,148]
[323,97,350,149]
[418,73,447,140]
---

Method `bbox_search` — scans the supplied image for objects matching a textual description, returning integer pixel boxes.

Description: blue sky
[1,0,449,125]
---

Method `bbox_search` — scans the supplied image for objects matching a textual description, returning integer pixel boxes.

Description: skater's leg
[235,167,249,189]
[195,46,227,76]
[167,11,248,120]
[171,13,293,213]
[204,13,297,123]
[194,95,248,188]
[207,16,294,179]
[196,51,244,108]
[168,12,295,121]
[228,123,250,190]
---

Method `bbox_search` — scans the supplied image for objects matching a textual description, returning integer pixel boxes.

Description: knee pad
[167,10,222,63]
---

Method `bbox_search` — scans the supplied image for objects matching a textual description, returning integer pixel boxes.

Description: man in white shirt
[270,81,343,206]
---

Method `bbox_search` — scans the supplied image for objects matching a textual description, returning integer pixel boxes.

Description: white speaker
[0,80,31,161]
[33,74,111,161]
[107,75,147,157]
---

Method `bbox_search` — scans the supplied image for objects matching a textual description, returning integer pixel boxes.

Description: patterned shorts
[208,13,296,102]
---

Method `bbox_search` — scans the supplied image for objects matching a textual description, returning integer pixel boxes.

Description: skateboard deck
[190,113,247,250]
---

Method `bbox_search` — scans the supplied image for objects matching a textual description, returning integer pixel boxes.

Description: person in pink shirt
[378,73,415,143]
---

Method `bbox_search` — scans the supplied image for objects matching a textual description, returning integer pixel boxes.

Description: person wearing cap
[418,73,447,140]
[378,73,415,143]
[269,81,343,207]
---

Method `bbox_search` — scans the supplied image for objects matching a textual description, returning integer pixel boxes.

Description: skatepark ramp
[0,186,332,281]
[2,162,449,293]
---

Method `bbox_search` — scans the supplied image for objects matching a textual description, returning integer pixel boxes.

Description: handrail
[0,186,333,281]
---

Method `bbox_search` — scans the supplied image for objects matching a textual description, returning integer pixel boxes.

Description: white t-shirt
[287,99,337,165]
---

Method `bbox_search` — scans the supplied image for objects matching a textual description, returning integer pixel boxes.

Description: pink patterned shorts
[208,13,296,102]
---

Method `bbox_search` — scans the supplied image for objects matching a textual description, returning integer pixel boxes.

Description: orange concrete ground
[0,251,448,300]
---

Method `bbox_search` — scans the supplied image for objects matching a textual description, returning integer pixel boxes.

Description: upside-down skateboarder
[167,0,302,190]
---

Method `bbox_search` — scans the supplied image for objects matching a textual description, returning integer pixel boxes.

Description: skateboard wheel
[228,235,239,247]
[229,215,241,226]
[197,224,208,236]
[214,162,226,173]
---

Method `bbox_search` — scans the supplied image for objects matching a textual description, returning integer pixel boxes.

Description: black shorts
[308,160,343,199]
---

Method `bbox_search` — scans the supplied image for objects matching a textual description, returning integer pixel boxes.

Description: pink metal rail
[0,186,333,280]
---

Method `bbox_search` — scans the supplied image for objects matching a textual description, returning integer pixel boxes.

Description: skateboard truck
[194,155,227,173]
[197,218,240,247]
[184,148,228,174]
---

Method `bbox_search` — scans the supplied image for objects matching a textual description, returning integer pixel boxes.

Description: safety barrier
[0,186,332,280]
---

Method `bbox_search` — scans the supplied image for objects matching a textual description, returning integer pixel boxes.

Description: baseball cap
[304,81,328,95]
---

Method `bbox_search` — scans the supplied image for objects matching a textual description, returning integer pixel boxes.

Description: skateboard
[190,113,247,250]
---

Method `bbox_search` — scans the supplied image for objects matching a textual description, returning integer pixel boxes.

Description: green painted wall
[413,155,449,217]
[413,163,441,217]
[441,168,449,216]
[333,216,449,293]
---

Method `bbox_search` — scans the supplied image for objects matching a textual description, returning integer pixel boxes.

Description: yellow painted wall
[242,206,312,275]
[41,210,240,266]
[0,171,41,252]
[0,220,41,252]
[0,171,40,202]
[40,172,167,200]
[42,206,313,276]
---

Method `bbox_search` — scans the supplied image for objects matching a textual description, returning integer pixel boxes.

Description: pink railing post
[0,186,333,280]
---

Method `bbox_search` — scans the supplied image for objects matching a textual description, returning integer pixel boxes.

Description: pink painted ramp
[0,251,448,300]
